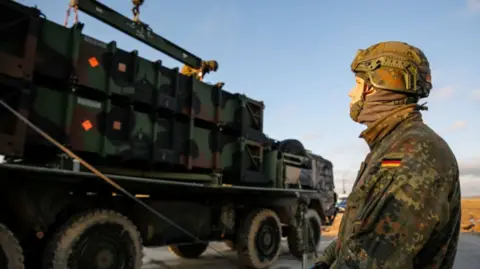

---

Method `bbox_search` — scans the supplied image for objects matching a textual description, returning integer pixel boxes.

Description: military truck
[0,0,337,268]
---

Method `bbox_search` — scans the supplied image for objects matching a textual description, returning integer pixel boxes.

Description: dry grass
[322,197,480,236]
[461,197,480,233]
[322,213,343,236]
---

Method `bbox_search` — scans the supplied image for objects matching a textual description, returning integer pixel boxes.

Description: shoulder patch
[381,152,404,168]
[381,158,402,168]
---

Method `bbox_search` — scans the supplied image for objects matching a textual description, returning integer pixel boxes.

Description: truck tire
[168,243,208,259]
[0,223,24,269]
[42,209,143,269]
[287,209,322,260]
[236,208,282,269]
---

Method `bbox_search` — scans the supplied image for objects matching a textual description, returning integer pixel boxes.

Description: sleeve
[180,65,197,77]
[314,238,337,265]
[334,153,454,269]
[179,65,189,75]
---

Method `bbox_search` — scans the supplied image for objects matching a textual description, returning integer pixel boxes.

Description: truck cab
[275,144,338,225]
[302,152,338,224]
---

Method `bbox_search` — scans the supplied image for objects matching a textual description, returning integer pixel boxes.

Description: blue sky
[18,0,480,196]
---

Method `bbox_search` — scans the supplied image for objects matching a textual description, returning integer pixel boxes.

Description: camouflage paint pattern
[351,41,432,98]
[27,87,266,174]
[30,19,265,138]
[314,109,461,269]
[0,1,336,193]
[0,3,269,186]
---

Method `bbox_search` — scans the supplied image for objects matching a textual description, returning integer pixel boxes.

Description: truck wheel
[42,209,143,269]
[236,209,282,269]
[287,209,322,260]
[168,243,208,259]
[0,223,24,269]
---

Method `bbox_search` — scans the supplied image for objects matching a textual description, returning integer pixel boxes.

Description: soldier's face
[349,76,365,108]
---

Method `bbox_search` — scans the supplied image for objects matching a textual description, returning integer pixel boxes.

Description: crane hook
[64,0,79,27]
[132,0,145,23]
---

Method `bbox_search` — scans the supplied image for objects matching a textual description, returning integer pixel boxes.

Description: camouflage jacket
[315,106,461,269]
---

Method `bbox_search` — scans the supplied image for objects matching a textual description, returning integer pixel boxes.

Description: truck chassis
[0,161,325,269]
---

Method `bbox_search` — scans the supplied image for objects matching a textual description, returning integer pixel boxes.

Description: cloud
[467,0,480,12]
[433,86,456,99]
[471,89,480,100]
[447,120,468,132]
[450,0,480,18]
[300,133,322,142]
[459,158,480,177]
[325,139,369,158]
[457,158,480,196]
[460,175,480,197]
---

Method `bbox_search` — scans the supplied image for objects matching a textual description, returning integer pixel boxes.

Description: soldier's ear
[364,84,375,95]
[362,84,376,100]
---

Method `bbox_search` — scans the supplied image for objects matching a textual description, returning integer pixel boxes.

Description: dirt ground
[322,197,480,236]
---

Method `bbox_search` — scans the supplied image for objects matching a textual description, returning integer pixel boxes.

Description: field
[322,197,480,236]
[461,197,480,233]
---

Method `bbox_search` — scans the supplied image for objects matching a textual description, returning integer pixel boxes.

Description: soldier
[180,60,219,82]
[311,41,461,269]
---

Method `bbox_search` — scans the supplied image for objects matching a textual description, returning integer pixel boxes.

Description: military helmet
[350,41,432,98]
[203,60,218,72]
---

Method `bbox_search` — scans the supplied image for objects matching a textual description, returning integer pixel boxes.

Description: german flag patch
[381,158,402,168]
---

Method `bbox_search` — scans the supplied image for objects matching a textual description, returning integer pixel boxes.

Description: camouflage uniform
[313,41,461,269]
[180,60,218,81]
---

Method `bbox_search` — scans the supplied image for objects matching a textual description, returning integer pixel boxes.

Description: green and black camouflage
[314,40,461,269]
[314,107,461,268]
[26,86,266,182]
[33,19,264,137]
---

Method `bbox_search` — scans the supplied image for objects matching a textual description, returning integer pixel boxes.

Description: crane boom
[76,0,202,68]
